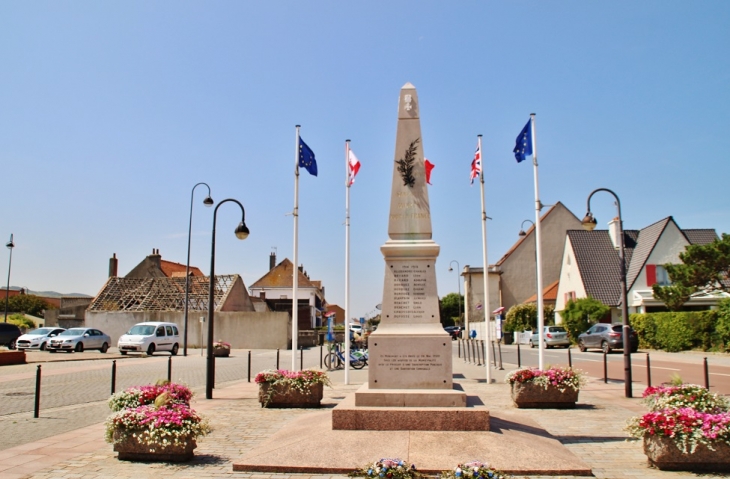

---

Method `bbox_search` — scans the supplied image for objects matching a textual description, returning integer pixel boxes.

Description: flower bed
[505,366,585,408]
[440,461,508,479]
[105,381,209,462]
[349,458,419,479]
[255,369,330,408]
[627,383,730,471]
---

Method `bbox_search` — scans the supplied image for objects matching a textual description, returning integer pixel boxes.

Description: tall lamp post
[184,183,214,356]
[448,260,462,328]
[581,188,632,398]
[206,199,249,400]
[4,234,14,322]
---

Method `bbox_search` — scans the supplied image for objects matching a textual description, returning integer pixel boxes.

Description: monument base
[333,386,488,431]
[355,383,466,407]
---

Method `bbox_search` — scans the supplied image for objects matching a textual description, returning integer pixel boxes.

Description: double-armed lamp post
[206,199,249,400]
[581,187,632,398]
[184,183,214,356]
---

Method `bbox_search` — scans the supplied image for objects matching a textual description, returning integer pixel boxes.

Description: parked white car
[47,328,112,353]
[16,327,65,351]
[118,322,180,356]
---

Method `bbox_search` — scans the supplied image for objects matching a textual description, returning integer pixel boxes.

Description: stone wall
[85,310,291,350]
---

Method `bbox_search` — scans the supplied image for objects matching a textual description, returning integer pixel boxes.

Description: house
[124,249,205,279]
[555,216,724,323]
[248,253,326,331]
[461,202,582,334]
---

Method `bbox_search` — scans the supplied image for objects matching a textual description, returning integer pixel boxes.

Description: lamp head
[203,196,214,207]
[234,222,250,240]
[581,213,598,231]
[518,229,527,237]
[448,266,453,272]
[6,241,13,249]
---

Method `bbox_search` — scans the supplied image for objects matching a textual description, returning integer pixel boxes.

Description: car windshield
[29,328,54,335]
[548,327,566,333]
[128,325,156,335]
[60,329,86,336]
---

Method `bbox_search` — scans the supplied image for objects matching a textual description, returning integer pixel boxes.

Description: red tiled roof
[249,258,319,289]
[160,260,204,278]
[524,280,560,303]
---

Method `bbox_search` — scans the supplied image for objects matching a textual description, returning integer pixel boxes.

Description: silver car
[530,326,571,348]
[47,328,111,353]
[16,327,65,351]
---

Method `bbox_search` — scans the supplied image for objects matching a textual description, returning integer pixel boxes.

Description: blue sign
[359,317,365,325]
[326,316,334,342]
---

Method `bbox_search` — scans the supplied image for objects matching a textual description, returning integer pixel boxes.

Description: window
[156,327,165,337]
[646,264,671,286]
[564,291,577,303]
[166,326,173,336]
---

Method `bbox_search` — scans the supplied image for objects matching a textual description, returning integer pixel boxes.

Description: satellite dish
[376,304,382,310]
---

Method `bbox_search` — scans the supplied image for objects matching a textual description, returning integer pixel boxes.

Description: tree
[0,295,55,317]
[503,303,556,333]
[653,233,730,310]
[439,293,463,326]
[560,297,610,343]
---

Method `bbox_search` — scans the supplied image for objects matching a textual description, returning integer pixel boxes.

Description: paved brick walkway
[0,350,706,479]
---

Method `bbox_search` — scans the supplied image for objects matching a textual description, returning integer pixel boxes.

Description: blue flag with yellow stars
[298,138,318,176]
[513,119,533,163]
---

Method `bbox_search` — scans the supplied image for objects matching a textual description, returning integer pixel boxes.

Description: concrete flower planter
[0,350,26,366]
[213,348,230,357]
[258,382,324,408]
[511,382,579,408]
[644,435,730,471]
[112,430,196,462]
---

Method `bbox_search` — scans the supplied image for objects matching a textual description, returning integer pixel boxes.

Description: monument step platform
[355,382,466,407]
[333,388,488,431]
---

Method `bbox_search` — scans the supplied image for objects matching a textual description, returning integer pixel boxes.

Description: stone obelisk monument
[356,82,465,407]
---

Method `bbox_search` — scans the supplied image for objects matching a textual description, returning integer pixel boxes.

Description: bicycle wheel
[324,353,341,371]
[350,357,366,369]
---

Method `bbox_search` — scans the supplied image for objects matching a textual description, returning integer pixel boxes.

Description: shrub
[716,298,730,349]
[503,303,555,334]
[7,313,35,331]
[560,297,609,343]
[630,311,719,352]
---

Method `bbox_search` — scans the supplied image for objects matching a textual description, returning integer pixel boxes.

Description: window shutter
[646,264,656,286]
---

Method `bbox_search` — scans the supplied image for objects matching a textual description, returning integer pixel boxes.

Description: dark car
[444,326,462,340]
[0,322,22,349]
[578,323,639,353]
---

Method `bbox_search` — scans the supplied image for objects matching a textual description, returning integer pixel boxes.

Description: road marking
[633,365,680,371]
[709,372,730,377]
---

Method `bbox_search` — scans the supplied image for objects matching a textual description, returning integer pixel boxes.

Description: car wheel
[147,343,155,356]
[8,339,17,350]
[40,342,47,351]
[601,341,611,354]
[100,342,109,353]
[578,340,586,352]
[529,340,535,349]
[171,344,179,356]
[120,351,127,355]
[75,342,84,353]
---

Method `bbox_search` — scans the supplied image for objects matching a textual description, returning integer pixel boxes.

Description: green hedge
[629,311,720,352]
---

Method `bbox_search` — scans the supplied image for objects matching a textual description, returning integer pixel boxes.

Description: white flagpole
[478,134,492,384]
[292,125,300,370]
[531,113,545,371]
[344,140,351,383]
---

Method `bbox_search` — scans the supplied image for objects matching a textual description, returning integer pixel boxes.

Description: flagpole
[478,134,492,384]
[530,113,545,371]
[292,125,300,370]
[344,140,351,383]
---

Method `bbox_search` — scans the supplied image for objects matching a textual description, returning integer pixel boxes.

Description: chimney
[109,253,118,277]
[149,248,162,269]
[608,217,622,250]
[269,251,276,271]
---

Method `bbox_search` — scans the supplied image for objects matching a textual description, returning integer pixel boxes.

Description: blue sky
[1,1,728,320]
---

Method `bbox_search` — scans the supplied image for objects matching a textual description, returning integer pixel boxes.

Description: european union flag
[298,138,318,176]
[513,119,533,163]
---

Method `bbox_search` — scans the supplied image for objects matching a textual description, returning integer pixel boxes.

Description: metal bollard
[517,343,521,368]
[320,344,323,369]
[704,357,710,389]
[300,346,304,370]
[466,339,470,363]
[491,340,497,367]
[458,339,461,358]
[568,348,572,368]
[603,352,608,383]
[472,340,477,364]
[475,340,481,366]
[167,356,172,382]
[34,365,41,418]
[248,351,251,382]
[646,353,651,387]
[111,360,117,395]
[276,349,280,369]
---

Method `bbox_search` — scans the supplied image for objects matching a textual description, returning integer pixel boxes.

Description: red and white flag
[348,149,361,186]
[424,159,435,185]
[470,143,482,185]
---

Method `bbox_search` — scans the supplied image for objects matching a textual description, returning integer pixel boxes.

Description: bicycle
[324,342,367,370]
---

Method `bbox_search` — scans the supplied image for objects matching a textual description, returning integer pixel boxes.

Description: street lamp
[184,183,214,356]
[206,199,249,400]
[4,234,14,323]
[518,219,534,237]
[448,260,462,328]
[582,188,632,398]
